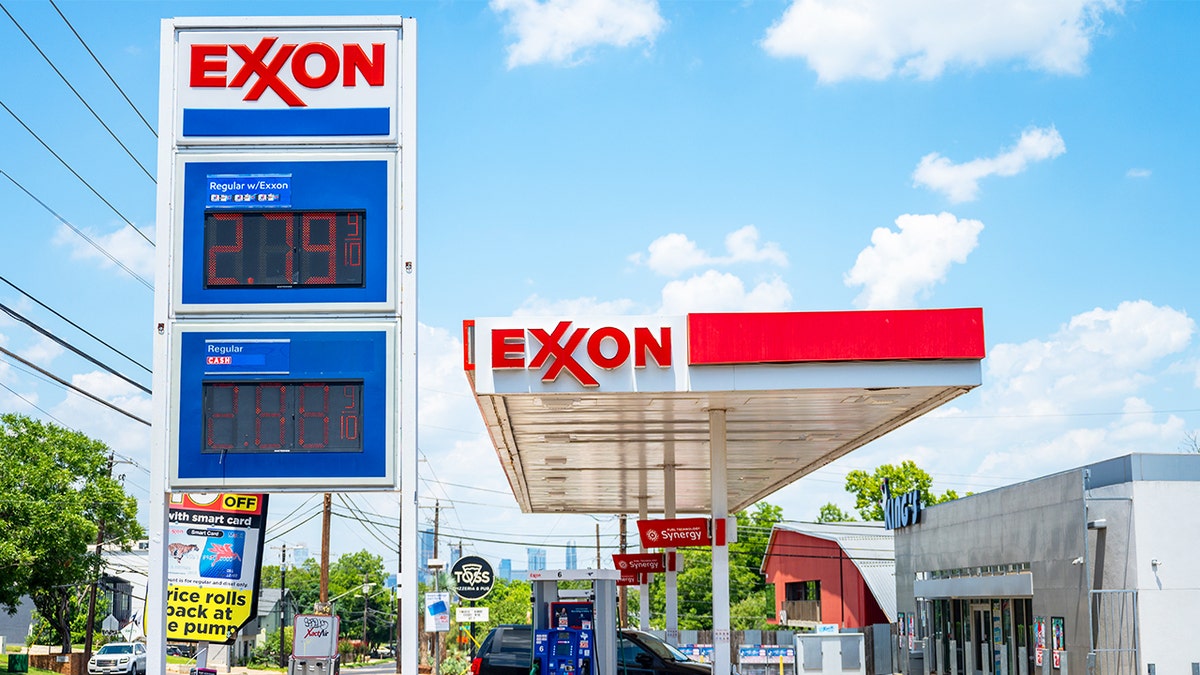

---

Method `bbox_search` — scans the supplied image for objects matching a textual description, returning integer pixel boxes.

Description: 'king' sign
[174,25,401,142]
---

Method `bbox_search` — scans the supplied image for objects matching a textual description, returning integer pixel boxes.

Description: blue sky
[1,0,1198,574]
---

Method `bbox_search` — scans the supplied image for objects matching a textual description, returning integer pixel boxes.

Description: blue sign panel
[176,329,389,484]
[181,159,389,307]
[207,174,292,208]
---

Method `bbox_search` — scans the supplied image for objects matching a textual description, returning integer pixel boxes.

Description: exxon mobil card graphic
[198,530,246,580]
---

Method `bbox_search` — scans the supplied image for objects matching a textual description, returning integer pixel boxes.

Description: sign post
[149,15,417,675]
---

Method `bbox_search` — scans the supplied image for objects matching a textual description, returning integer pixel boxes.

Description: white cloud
[515,294,641,316]
[844,212,983,309]
[630,225,788,277]
[1126,168,1151,179]
[761,0,1124,82]
[659,270,791,314]
[913,127,1066,202]
[53,223,156,281]
[490,0,665,68]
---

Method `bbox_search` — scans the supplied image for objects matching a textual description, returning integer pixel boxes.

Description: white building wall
[1130,481,1200,671]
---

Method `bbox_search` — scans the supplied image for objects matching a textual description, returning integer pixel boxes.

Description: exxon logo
[492,321,672,387]
[190,38,386,107]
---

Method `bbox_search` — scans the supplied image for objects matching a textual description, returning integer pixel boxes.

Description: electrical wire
[0,170,153,288]
[0,345,148,425]
[0,2,155,182]
[0,100,153,246]
[0,274,150,374]
[0,300,149,393]
[48,0,157,138]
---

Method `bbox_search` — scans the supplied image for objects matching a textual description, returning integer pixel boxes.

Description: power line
[0,300,149,394]
[0,274,150,374]
[0,170,153,288]
[48,0,157,138]
[0,345,148,426]
[0,2,155,182]
[0,100,153,246]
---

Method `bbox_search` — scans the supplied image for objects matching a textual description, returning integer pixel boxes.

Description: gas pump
[527,569,619,675]
[534,628,594,675]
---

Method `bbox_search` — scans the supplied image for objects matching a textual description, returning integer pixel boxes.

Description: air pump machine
[527,569,619,675]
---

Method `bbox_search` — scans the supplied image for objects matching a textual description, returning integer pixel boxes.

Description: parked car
[470,625,715,675]
[88,642,147,675]
[165,646,183,657]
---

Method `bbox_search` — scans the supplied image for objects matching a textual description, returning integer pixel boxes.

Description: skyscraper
[418,527,435,584]
[565,541,577,569]
[527,547,547,571]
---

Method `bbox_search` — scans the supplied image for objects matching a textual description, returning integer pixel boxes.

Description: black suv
[470,625,713,675]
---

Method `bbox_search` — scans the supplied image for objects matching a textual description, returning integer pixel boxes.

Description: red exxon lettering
[190,39,386,107]
[491,322,672,387]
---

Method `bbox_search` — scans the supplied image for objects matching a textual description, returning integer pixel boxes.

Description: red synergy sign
[638,518,711,548]
[612,553,667,574]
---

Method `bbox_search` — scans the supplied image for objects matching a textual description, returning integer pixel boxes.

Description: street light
[329,582,376,656]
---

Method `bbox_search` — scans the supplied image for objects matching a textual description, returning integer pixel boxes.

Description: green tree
[843,460,965,521]
[816,503,856,523]
[264,550,390,650]
[0,414,144,653]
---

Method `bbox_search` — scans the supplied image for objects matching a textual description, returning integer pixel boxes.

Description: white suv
[88,642,147,675]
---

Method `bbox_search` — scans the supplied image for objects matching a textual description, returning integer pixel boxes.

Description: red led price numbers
[204,210,365,288]
[202,381,363,453]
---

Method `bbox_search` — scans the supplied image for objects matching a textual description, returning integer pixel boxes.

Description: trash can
[7,653,28,673]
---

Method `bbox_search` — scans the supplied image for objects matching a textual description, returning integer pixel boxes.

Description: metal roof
[464,309,985,517]
[765,522,897,622]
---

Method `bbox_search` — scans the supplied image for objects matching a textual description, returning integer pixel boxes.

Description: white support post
[664,443,678,645]
[709,409,731,675]
[638,492,650,631]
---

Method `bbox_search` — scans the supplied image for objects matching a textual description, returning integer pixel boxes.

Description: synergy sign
[166,494,267,643]
[170,20,404,143]
[469,316,688,394]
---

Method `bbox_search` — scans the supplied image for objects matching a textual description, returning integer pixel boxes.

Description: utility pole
[433,499,440,559]
[84,453,115,661]
[363,574,370,659]
[320,494,331,607]
[595,523,600,569]
[618,515,627,627]
[276,544,288,668]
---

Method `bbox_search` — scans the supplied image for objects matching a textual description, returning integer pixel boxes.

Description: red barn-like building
[761,522,895,630]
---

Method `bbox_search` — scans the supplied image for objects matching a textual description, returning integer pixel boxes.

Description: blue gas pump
[534,628,594,675]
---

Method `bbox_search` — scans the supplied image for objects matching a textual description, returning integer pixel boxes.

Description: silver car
[88,643,147,675]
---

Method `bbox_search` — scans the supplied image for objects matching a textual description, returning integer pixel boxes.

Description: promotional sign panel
[456,606,489,623]
[425,592,450,633]
[166,493,267,643]
[171,20,402,145]
[637,518,711,548]
[293,614,340,658]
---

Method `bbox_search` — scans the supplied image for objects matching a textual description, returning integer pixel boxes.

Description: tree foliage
[843,460,965,521]
[816,503,856,523]
[0,414,143,652]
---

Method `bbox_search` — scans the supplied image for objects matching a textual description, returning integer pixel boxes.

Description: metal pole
[280,545,288,669]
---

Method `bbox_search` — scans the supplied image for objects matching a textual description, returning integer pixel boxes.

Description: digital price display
[172,326,394,489]
[204,211,365,288]
[177,157,391,312]
[202,381,363,453]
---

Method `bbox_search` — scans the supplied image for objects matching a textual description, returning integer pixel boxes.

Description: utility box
[7,654,27,673]
[289,656,340,675]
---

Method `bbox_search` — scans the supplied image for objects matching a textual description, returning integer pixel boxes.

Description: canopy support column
[638,490,650,630]
[664,444,678,644]
[709,408,731,675]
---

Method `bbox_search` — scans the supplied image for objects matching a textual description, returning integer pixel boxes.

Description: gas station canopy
[463,309,986,516]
